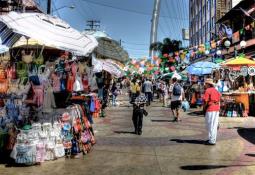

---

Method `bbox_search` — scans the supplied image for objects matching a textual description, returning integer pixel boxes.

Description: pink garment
[71,62,78,78]
[32,84,44,107]
[36,143,46,163]
[52,74,61,92]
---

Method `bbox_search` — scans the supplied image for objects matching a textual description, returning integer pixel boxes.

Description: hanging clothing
[42,81,56,113]
[82,75,89,92]
[73,74,84,92]
[67,74,75,92]
[52,73,61,93]
[32,84,44,107]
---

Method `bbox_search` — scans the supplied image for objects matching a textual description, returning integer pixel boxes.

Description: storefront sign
[229,70,240,81]
[240,66,248,76]
[248,66,255,76]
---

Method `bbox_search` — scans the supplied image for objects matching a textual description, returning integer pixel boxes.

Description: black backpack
[173,83,182,96]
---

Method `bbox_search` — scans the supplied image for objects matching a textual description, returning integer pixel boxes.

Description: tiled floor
[1,94,255,175]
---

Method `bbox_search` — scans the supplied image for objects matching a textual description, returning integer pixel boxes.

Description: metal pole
[47,0,52,14]
[149,0,161,57]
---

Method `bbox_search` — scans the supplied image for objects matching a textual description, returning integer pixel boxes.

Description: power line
[122,41,148,46]
[79,0,188,20]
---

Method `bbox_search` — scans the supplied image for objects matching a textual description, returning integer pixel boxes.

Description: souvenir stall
[186,61,219,107]
[218,55,255,117]
[0,12,101,165]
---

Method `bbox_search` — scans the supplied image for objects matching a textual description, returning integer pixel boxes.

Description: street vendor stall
[0,12,101,165]
[186,61,219,107]
[219,55,255,117]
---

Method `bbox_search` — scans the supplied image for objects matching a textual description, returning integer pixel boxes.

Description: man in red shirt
[203,78,221,145]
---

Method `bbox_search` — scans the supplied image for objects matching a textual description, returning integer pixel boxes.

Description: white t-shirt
[169,83,184,101]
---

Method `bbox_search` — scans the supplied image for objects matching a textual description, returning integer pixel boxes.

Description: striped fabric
[0,21,21,47]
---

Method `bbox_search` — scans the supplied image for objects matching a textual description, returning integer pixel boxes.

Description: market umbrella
[221,56,255,66]
[186,61,219,75]
[0,12,98,56]
[214,58,224,64]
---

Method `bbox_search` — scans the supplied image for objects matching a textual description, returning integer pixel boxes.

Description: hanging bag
[81,129,91,144]
[0,65,6,80]
[0,51,10,65]
[16,62,28,78]
[33,45,45,65]
[6,64,16,80]
[22,50,34,64]
[0,79,8,94]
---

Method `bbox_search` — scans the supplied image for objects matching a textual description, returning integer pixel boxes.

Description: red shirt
[203,87,221,112]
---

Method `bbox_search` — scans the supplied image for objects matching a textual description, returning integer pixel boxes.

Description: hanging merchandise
[52,73,61,93]
[0,51,10,65]
[29,65,40,86]
[6,64,16,80]
[0,79,8,94]
[0,64,6,80]
[42,81,56,113]
[16,62,28,79]
[21,50,33,64]
[90,75,98,92]
[73,73,84,92]
[66,72,75,92]
[33,45,45,66]
[32,84,44,107]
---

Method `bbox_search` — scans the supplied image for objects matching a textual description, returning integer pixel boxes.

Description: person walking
[143,78,153,106]
[130,79,139,103]
[162,81,169,107]
[169,77,184,122]
[203,78,221,145]
[111,82,118,106]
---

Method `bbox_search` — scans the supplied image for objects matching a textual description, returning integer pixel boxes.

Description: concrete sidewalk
[1,94,255,175]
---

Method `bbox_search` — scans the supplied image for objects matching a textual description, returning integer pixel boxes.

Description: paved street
[1,94,255,175]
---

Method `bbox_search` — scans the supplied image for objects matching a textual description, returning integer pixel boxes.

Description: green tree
[150,38,182,55]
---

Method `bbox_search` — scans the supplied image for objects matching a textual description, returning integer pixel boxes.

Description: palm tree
[150,38,182,55]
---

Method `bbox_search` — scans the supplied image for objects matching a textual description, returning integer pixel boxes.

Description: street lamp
[52,5,75,13]
[216,50,222,56]
[224,40,231,53]
[240,40,247,53]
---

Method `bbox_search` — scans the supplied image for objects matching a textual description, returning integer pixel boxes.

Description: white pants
[205,111,219,144]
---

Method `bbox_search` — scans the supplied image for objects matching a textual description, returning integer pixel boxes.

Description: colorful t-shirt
[203,87,221,112]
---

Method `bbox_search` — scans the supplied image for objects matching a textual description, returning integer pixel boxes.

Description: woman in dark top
[111,82,118,106]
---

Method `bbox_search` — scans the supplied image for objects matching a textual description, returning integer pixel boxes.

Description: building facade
[189,0,232,47]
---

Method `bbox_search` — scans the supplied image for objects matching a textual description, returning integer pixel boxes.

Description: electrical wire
[79,0,188,20]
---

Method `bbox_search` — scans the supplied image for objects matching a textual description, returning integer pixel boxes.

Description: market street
[1,94,255,175]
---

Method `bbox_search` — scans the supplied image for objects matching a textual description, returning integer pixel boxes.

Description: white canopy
[0,12,98,56]
[92,55,123,78]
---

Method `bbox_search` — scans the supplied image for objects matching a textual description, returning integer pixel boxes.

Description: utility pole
[47,0,51,14]
[86,20,101,31]
[149,0,161,57]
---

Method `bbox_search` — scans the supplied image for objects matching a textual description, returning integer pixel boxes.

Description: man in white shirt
[169,77,185,122]
[143,79,153,105]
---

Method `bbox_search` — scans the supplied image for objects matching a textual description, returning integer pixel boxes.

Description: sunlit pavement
[1,94,255,175]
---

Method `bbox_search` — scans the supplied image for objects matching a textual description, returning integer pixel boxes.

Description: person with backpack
[169,77,184,122]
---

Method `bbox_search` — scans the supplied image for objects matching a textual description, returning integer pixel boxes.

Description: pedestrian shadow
[114,131,136,134]
[245,153,255,157]
[170,139,205,145]
[180,164,255,171]
[151,119,175,122]
[187,111,204,116]
[180,165,227,170]
[237,128,255,145]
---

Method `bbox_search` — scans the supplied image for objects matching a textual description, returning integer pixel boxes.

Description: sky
[37,0,189,59]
